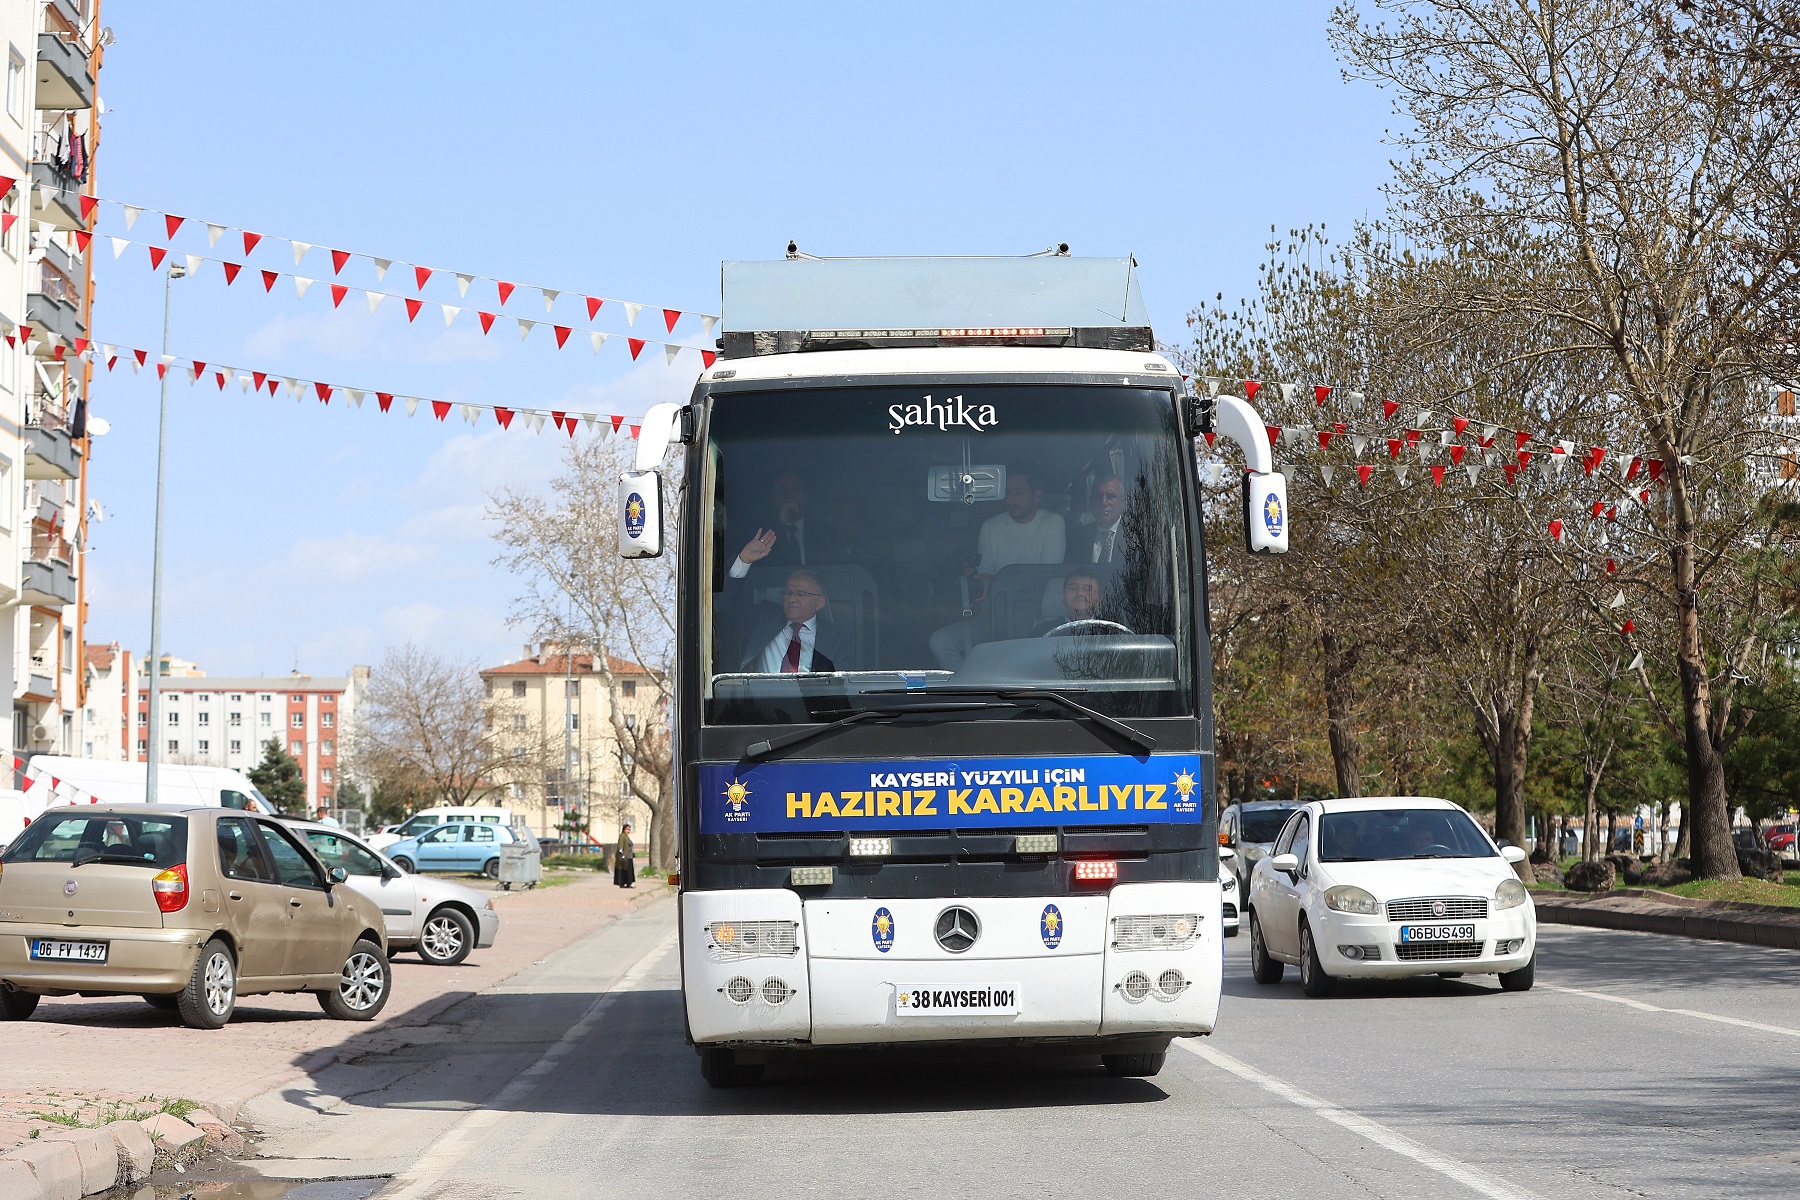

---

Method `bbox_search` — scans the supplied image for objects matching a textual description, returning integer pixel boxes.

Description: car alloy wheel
[419,909,473,966]
[204,950,236,1016]
[339,950,387,1012]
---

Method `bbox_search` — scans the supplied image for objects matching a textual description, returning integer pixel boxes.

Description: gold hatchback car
[0,805,393,1029]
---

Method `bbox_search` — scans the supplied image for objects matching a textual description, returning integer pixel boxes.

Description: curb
[0,1110,219,1200]
[1536,897,1800,949]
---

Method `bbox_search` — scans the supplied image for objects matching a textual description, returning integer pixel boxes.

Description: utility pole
[145,263,184,803]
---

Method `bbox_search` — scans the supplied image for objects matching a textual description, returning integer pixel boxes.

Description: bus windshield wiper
[742,701,1004,762]
[866,685,1156,756]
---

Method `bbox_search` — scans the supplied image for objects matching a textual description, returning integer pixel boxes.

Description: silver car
[1222,801,1301,893]
[287,823,500,966]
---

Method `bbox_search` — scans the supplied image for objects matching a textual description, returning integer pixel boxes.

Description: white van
[18,758,277,814]
[365,805,519,851]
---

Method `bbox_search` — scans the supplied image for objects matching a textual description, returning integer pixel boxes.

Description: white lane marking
[1543,984,1800,1038]
[380,928,678,1200]
[1179,1041,1542,1200]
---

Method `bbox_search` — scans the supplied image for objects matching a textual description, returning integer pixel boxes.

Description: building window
[622,681,637,698]
[291,713,304,728]
[620,780,632,796]
[322,712,334,728]
[290,740,303,756]
[167,739,179,755]
[512,746,526,759]
[321,693,334,704]
[229,712,241,726]
[566,680,579,698]
[230,693,242,701]
[198,740,209,753]
[568,713,580,731]
[322,739,334,756]
[230,740,241,754]
[5,49,23,124]
[291,693,305,703]
[512,680,526,698]
[137,710,147,725]
[139,691,148,702]
[260,712,271,726]
[260,694,272,701]
[167,711,180,726]
[512,714,527,731]
[198,711,210,726]
[137,739,147,752]
[322,768,333,783]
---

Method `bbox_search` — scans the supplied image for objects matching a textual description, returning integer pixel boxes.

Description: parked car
[1765,825,1796,857]
[289,822,499,966]
[1220,847,1241,937]
[0,805,392,1028]
[1221,800,1302,893]
[365,806,521,851]
[384,822,536,878]
[1246,796,1536,998]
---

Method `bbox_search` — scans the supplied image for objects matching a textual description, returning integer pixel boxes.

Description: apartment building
[479,646,660,843]
[132,660,371,814]
[1,0,104,789]
[79,638,124,758]
[1773,387,1798,491]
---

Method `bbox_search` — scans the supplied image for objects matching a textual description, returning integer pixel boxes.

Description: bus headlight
[706,920,799,958]
[848,837,892,857]
[1111,913,1199,951]
[1324,886,1380,915]
[1495,878,1529,910]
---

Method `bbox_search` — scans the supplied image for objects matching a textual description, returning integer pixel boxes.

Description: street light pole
[145,263,183,803]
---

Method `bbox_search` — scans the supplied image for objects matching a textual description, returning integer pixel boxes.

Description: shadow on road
[1536,924,1800,991]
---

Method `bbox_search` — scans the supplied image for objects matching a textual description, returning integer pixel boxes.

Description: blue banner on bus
[697,754,1205,834]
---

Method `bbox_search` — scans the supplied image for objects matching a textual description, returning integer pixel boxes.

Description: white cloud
[241,309,506,365]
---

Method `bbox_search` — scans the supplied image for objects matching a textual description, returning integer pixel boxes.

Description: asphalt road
[240,898,1800,1199]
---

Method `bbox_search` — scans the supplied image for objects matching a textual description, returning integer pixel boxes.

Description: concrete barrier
[7,1139,83,1200]
[38,1129,117,1195]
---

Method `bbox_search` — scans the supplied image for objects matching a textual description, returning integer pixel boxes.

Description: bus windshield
[703,384,1195,724]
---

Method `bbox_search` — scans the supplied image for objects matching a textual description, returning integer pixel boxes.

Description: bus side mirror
[1242,470,1289,555]
[619,470,664,558]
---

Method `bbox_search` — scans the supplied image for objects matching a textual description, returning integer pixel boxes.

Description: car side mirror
[328,867,348,884]
[1269,852,1299,876]
[1500,845,1527,865]
[1219,846,1237,860]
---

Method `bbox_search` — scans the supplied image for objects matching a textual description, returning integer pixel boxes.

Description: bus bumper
[683,882,1221,1046]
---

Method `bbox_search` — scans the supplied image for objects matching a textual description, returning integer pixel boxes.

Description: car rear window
[1,814,188,869]
[1240,809,1296,842]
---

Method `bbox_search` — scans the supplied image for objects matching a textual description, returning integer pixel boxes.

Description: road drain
[113,1179,387,1199]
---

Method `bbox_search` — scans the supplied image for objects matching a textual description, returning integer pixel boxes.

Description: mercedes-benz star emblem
[63,880,78,897]
[934,907,980,953]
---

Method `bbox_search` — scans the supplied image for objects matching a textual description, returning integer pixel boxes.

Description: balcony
[24,424,78,480]
[22,558,75,607]
[35,32,94,111]
[27,291,80,353]
[30,161,82,230]
[20,670,55,703]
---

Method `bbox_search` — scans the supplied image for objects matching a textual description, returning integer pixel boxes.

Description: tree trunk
[1671,514,1742,879]
[1319,626,1362,798]
[646,774,677,873]
[1583,768,1602,863]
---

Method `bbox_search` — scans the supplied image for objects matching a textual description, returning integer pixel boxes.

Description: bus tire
[1249,912,1283,984]
[699,1046,763,1088]
[1102,1051,1166,1078]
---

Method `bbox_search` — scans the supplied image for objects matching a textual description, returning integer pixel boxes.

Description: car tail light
[151,864,189,914]
[1073,860,1118,884]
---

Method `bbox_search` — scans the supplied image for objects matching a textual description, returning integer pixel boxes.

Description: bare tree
[351,644,506,809]
[490,437,680,872]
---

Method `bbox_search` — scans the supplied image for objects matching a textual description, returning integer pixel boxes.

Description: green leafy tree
[248,737,307,815]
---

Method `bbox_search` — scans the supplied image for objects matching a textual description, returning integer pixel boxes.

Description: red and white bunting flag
[1514,430,1531,450]
[542,288,560,312]
[478,311,496,334]
[430,400,451,421]
[553,325,572,348]
[1448,444,1466,466]
[1317,430,1334,450]
[331,249,351,274]
[518,319,535,341]
[1517,449,1532,468]
[367,291,384,314]
[147,245,168,270]
[205,222,225,247]
[627,337,646,360]
[663,309,681,333]
[1381,399,1399,418]
[292,240,312,266]
[1591,501,1605,518]
[1624,456,1642,482]
[623,302,643,327]
[664,343,682,365]
[253,371,267,391]
[497,280,515,305]
[110,236,129,259]
[1387,438,1402,459]
[442,305,460,328]
[164,214,185,239]
[123,204,142,229]
[1356,464,1373,487]
[222,261,242,284]
[629,424,640,439]
[1265,425,1281,447]
[1314,385,1331,405]
[1430,465,1445,487]
[701,350,717,369]
[590,331,608,353]
[611,414,624,433]
[294,276,313,298]
[314,382,333,403]
[265,377,279,396]
[494,406,514,429]
[261,270,278,292]
[1243,379,1261,401]
[215,371,227,390]
[456,273,473,297]
[414,265,432,290]
[404,298,423,322]
[1647,459,1664,481]
[80,194,99,223]
[377,392,393,412]
[73,230,91,253]
[1320,464,1336,485]
[330,284,348,308]
[586,296,603,319]
[403,396,419,416]
[372,257,391,281]
[243,230,263,255]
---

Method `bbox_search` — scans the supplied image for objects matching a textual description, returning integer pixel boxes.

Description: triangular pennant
[404,396,419,416]
[1351,434,1368,456]
[1265,425,1282,447]
[1647,459,1664,481]
[1382,399,1400,419]
[265,377,279,395]
[261,269,279,292]
[431,400,450,421]
[1502,463,1519,483]
[1628,651,1645,671]
[1465,465,1481,486]
[1387,438,1402,459]
[529,412,546,433]
[292,240,312,265]
[628,337,646,360]
[110,236,129,259]
[664,342,682,364]
[242,230,262,255]
[1394,464,1410,485]
[1480,425,1497,447]
[1452,416,1469,437]
[331,249,351,274]
[1624,456,1642,482]
[1314,385,1331,406]
[404,298,423,321]
[494,406,515,429]
[457,273,473,297]
[347,389,364,408]
[1317,430,1334,450]
[553,325,572,348]
[1356,464,1373,487]
[586,296,603,319]
[590,331,608,353]
[462,404,479,424]
[1621,620,1635,636]
[134,348,148,368]
[663,308,682,333]
[611,414,624,433]
[377,393,394,412]
[542,288,560,311]
[367,291,384,314]
[252,371,267,391]
[147,245,168,270]
[1430,465,1445,487]
[478,311,496,334]
[164,213,185,239]
[1243,379,1261,401]
[629,424,640,439]
[518,319,535,340]
[1609,589,1626,609]
[1279,382,1298,404]
[1515,430,1531,450]
[1448,444,1466,465]
[294,276,313,298]
[314,381,333,403]
[191,359,206,378]
[330,283,348,307]
[1416,410,1433,426]
[623,302,643,326]
[184,253,202,276]
[442,305,460,328]
[414,265,432,289]
[1548,519,1564,542]
[497,280,515,305]
[123,204,142,229]
[222,261,242,285]
[701,349,717,369]
[79,194,99,223]
[1320,464,1336,485]
[202,222,223,247]
[551,410,567,432]
[283,377,301,398]
[1517,449,1532,468]
[372,257,391,280]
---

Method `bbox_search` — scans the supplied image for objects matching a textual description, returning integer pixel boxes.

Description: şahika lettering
[887,393,998,435]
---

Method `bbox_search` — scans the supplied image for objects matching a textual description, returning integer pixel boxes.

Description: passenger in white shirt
[930,467,1066,669]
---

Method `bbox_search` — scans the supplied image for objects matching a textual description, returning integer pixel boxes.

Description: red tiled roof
[480,654,653,677]
[84,644,119,669]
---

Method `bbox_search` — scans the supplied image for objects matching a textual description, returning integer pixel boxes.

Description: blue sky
[84,1,1392,676]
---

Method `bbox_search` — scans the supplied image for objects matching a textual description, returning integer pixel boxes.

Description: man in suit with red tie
[1068,475,1130,564]
[728,529,857,673]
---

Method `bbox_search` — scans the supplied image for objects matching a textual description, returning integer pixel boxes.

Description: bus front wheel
[1102,1050,1166,1078]
[699,1046,764,1088]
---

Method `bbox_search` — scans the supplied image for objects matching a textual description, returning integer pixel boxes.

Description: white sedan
[1245,797,1535,997]
[290,822,501,966]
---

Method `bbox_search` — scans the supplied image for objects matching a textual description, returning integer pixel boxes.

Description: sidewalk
[1535,887,1800,950]
[0,872,670,1154]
